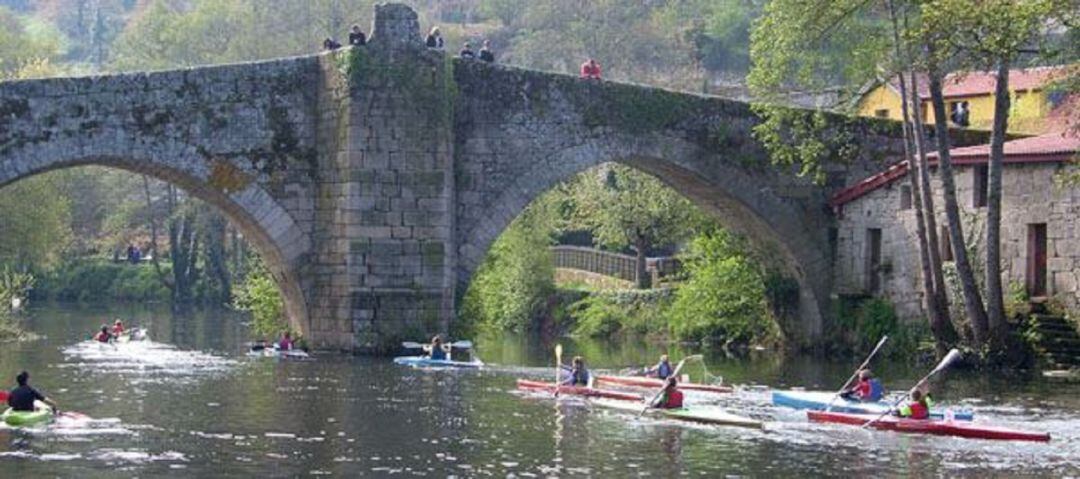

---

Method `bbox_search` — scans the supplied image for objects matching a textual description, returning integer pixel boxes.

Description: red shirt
[94,331,110,342]
[580,62,602,79]
[660,389,684,409]
[113,325,125,335]
[854,380,871,399]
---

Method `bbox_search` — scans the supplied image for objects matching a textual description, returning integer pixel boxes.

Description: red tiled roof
[830,133,1079,208]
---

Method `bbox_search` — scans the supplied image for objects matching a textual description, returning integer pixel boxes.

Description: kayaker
[93,325,112,343]
[841,369,884,402]
[277,331,294,351]
[561,356,590,386]
[644,354,674,379]
[8,371,58,413]
[112,319,125,336]
[425,336,448,361]
[650,376,684,409]
[895,389,931,420]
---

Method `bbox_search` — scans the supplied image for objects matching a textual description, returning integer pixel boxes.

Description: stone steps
[1025,314,1080,369]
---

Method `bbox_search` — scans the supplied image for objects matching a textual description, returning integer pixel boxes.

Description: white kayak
[247,347,311,360]
[393,356,483,369]
[591,398,763,429]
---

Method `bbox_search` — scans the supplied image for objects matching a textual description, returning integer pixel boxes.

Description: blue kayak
[393,356,483,369]
[772,390,974,421]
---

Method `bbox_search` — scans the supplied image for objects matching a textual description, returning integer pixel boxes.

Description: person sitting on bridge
[479,40,495,63]
[580,58,602,80]
[8,371,58,413]
[424,335,448,360]
[841,369,884,402]
[348,24,367,46]
[460,42,476,59]
[644,354,674,380]
[425,26,444,49]
[93,325,112,343]
[277,331,294,351]
[650,376,684,409]
[323,37,342,51]
[895,388,931,420]
[561,356,590,386]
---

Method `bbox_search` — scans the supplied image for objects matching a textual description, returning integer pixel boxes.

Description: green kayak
[2,407,54,427]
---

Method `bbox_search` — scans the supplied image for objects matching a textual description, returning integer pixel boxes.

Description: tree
[571,164,705,289]
[0,176,72,271]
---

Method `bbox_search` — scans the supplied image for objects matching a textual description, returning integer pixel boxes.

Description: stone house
[830,133,1079,321]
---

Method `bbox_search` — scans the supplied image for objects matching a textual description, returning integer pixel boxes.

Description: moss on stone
[584,85,696,134]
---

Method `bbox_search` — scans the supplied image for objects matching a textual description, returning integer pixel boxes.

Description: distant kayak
[516,379,642,401]
[2,406,54,427]
[773,390,974,421]
[393,356,483,369]
[247,347,312,360]
[591,398,762,429]
[808,410,1050,442]
[596,375,733,394]
[115,328,149,343]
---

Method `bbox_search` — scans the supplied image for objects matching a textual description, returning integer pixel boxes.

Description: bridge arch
[455,132,831,343]
[0,151,312,337]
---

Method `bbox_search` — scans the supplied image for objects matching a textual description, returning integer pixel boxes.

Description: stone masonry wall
[835,162,1080,321]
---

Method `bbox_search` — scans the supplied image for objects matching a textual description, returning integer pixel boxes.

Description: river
[0,303,1077,477]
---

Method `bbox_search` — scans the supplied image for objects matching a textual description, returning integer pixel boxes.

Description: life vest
[856,379,885,402]
[660,389,684,409]
[112,325,125,335]
[656,362,673,380]
[899,399,930,419]
[571,368,589,386]
[429,346,447,360]
[94,331,110,343]
[278,338,293,351]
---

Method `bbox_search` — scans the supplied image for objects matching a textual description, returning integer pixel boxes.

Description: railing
[550,245,681,284]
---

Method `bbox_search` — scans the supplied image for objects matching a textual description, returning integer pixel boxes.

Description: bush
[33,260,171,302]
[666,230,775,345]
[232,264,287,339]
[835,296,929,357]
[569,289,671,338]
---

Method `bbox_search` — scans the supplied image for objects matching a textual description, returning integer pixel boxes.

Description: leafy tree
[571,164,706,288]
[233,261,288,339]
[0,176,72,271]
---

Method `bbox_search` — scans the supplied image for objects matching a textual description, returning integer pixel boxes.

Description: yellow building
[857,66,1073,136]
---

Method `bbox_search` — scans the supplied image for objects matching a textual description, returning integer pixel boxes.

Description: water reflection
[0,303,1075,476]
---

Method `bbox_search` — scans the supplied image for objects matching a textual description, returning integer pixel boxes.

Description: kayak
[596,375,733,394]
[516,379,642,401]
[393,356,483,369]
[2,406,54,427]
[591,398,762,429]
[248,348,312,360]
[115,328,148,343]
[772,390,974,421]
[808,410,1050,442]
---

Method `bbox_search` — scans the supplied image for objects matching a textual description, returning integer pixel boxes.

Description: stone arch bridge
[0,4,962,352]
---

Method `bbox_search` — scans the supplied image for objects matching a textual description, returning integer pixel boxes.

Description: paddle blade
[401,342,423,349]
[450,340,473,349]
[931,349,962,375]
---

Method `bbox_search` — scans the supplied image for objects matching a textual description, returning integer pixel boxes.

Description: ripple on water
[59,340,237,377]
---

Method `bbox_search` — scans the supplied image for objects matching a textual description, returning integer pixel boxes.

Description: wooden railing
[550,245,681,284]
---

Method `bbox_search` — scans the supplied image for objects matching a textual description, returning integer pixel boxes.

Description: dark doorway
[1026,223,1047,297]
[866,228,882,293]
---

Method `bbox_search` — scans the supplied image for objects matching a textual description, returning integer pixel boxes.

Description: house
[856,65,1074,136]
[830,132,1079,322]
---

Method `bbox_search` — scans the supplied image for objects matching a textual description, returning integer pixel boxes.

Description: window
[949,101,970,127]
[973,164,988,208]
[1027,223,1047,297]
[940,226,953,262]
[865,228,882,293]
[828,227,839,262]
[874,109,890,118]
[900,185,912,210]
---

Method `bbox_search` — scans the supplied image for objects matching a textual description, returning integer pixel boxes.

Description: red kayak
[808,411,1050,442]
[596,375,733,394]
[516,379,642,401]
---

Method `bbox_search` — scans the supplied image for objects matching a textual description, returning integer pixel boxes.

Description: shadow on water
[0,302,1076,476]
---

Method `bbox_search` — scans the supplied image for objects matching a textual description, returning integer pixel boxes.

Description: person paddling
[277,331,294,351]
[841,369,884,402]
[895,388,931,420]
[112,319,125,336]
[425,336,448,361]
[644,354,674,379]
[650,376,684,409]
[8,371,58,413]
[561,356,590,386]
[93,325,112,343]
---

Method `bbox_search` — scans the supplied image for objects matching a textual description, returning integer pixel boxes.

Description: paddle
[554,344,563,398]
[862,348,962,429]
[824,335,888,412]
[400,340,473,350]
[640,354,701,416]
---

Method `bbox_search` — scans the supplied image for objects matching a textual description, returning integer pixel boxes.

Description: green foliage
[0,174,72,271]
[0,6,65,77]
[460,196,557,333]
[232,262,287,339]
[667,229,774,344]
[835,296,930,357]
[34,260,171,302]
[569,289,670,338]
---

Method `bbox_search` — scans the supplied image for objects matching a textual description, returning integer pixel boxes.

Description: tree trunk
[201,209,231,305]
[927,60,990,347]
[169,208,199,309]
[143,176,173,290]
[909,72,959,348]
[985,59,1011,350]
[633,236,650,289]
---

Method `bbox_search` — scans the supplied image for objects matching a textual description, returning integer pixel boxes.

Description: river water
[1,304,1078,477]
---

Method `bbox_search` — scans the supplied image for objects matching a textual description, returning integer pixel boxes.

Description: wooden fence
[550,245,681,284]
